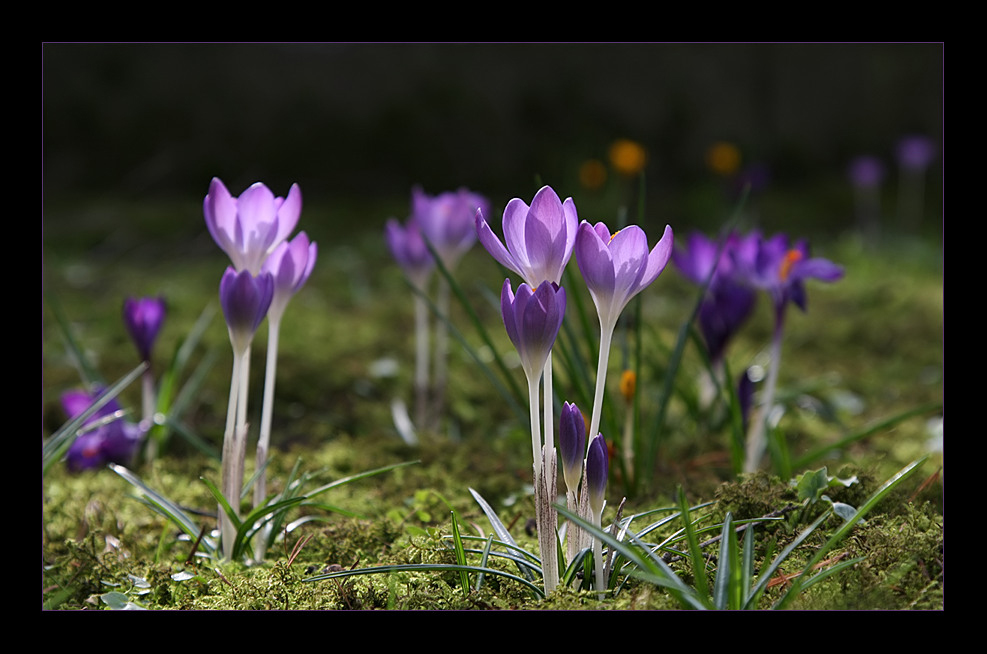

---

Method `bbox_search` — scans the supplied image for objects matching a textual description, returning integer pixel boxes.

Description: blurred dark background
[43,43,942,240]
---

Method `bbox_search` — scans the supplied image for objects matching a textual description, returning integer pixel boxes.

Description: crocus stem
[253,316,281,561]
[414,292,430,431]
[431,277,450,431]
[593,509,606,600]
[622,403,634,487]
[527,374,543,485]
[220,347,244,561]
[543,354,554,490]
[588,321,615,452]
[141,367,157,461]
[745,316,784,473]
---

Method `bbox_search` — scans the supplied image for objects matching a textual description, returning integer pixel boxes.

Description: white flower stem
[141,367,157,461]
[588,321,615,448]
[220,345,244,561]
[745,321,784,473]
[431,277,450,431]
[527,374,543,485]
[593,509,606,600]
[414,292,430,432]
[543,355,554,485]
[253,316,282,561]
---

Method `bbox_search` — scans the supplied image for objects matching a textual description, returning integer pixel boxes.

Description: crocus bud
[586,434,609,516]
[122,296,166,363]
[220,267,274,356]
[559,402,586,493]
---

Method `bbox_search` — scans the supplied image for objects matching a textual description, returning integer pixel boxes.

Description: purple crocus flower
[476,185,578,286]
[848,156,886,189]
[385,217,434,288]
[896,135,936,173]
[219,267,274,356]
[585,434,609,516]
[261,231,318,322]
[412,186,489,270]
[204,177,302,275]
[574,221,674,333]
[673,231,758,366]
[559,401,587,493]
[61,389,143,472]
[746,233,844,318]
[500,279,566,382]
[122,296,166,363]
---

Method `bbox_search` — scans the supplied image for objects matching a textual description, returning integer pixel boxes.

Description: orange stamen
[779,249,803,281]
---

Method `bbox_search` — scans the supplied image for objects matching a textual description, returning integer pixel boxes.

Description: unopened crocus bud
[220,267,274,356]
[123,296,166,363]
[586,434,609,517]
[559,402,586,493]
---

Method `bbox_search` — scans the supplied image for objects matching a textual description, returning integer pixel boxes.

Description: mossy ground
[43,198,942,610]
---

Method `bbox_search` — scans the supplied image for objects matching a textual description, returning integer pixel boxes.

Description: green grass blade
[45,291,104,388]
[304,563,545,600]
[773,457,928,609]
[475,534,495,592]
[110,464,215,556]
[450,511,471,597]
[792,405,941,469]
[677,487,711,605]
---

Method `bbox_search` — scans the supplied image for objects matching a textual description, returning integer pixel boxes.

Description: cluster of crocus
[385,186,489,436]
[204,177,317,560]
[674,229,844,472]
[478,185,672,595]
[61,388,144,472]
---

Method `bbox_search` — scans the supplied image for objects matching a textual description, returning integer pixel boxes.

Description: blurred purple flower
[847,156,886,189]
[673,231,758,365]
[262,231,317,321]
[739,233,844,322]
[220,267,274,355]
[896,135,936,172]
[61,389,143,472]
[204,177,302,275]
[559,401,586,493]
[385,217,434,288]
[500,279,566,382]
[586,434,608,516]
[122,296,166,363]
[476,185,578,286]
[575,221,674,332]
[412,187,489,270]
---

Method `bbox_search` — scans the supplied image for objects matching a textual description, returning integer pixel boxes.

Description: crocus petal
[477,208,525,279]
[220,268,274,355]
[586,434,608,515]
[123,296,166,362]
[559,401,586,492]
[476,186,577,286]
[501,279,566,381]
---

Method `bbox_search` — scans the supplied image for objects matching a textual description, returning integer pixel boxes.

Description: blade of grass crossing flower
[557,504,705,608]
[43,363,148,475]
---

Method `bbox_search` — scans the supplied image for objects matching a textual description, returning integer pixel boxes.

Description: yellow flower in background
[706,141,741,177]
[609,139,647,177]
[619,369,636,405]
[579,159,608,190]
